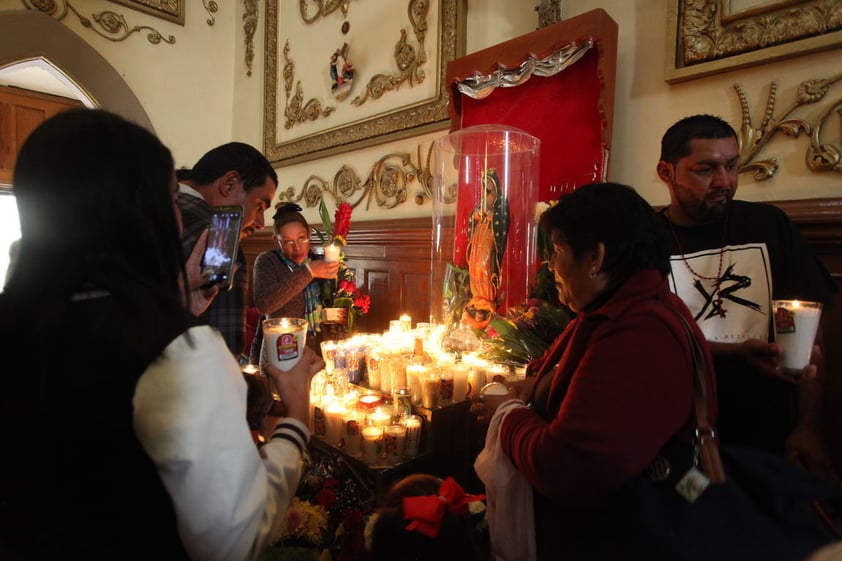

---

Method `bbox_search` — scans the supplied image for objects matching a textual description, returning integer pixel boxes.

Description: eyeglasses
[279,236,310,250]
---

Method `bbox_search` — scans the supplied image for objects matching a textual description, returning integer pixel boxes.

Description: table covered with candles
[291,317,524,498]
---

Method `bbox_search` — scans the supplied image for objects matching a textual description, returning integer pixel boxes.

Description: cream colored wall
[2,0,839,226]
[570,0,842,207]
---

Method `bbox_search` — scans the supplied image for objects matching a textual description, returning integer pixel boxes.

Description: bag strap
[658,301,726,484]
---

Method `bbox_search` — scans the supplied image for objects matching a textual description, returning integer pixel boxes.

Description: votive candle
[368,406,392,429]
[402,415,422,458]
[361,426,384,465]
[324,243,341,263]
[384,424,407,464]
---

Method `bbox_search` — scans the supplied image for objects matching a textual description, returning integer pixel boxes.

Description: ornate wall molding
[536,0,562,28]
[666,0,842,83]
[351,0,430,107]
[299,0,351,24]
[276,143,435,211]
[264,0,466,166]
[242,0,258,76]
[735,73,842,180]
[23,0,175,44]
[201,0,218,26]
[281,41,336,128]
[107,0,184,25]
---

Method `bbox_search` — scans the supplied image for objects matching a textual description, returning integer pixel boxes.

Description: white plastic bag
[474,400,536,561]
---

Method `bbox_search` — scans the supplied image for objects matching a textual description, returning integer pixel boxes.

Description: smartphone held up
[201,205,243,291]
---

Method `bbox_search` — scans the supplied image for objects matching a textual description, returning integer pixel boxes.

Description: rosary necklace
[666,207,729,318]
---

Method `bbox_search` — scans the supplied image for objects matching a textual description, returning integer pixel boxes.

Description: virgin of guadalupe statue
[462,169,509,329]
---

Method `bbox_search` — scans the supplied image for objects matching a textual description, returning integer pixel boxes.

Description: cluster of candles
[308,315,525,467]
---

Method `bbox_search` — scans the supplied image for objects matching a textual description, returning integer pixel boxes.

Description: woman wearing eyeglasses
[248,203,339,362]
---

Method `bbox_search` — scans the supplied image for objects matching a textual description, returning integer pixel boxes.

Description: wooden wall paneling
[776,199,842,473]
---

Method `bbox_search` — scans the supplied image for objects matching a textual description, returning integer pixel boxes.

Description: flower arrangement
[479,297,572,367]
[272,497,329,549]
[316,199,371,332]
[468,200,569,366]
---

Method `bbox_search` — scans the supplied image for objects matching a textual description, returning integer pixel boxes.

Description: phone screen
[201,205,244,291]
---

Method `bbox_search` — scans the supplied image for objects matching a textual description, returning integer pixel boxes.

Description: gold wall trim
[276,143,434,211]
[23,0,176,45]
[735,73,842,180]
[108,0,185,25]
[243,0,258,76]
[351,0,430,107]
[281,41,336,129]
[666,0,842,83]
[202,0,218,26]
[264,0,466,167]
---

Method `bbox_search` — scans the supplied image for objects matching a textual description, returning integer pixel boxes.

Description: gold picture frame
[107,0,185,25]
[666,0,842,84]
[263,0,466,167]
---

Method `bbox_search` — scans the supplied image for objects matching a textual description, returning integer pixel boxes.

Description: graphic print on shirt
[667,243,772,344]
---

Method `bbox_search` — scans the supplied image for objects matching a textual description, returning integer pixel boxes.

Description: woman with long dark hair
[0,108,322,560]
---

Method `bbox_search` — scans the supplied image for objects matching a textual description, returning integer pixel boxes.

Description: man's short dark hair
[190,142,278,191]
[660,114,737,165]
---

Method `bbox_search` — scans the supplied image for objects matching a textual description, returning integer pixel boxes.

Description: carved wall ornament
[351,0,429,107]
[734,73,842,180]
[243,0,258,76]
[282,40,337,129]
[23,0,175,44]
[666,0,842,83]
[108,0,185,25]
[264,0,465,166]
[536,0,562,28]
[277,143,438,211]
[201,0,218,26]
[299,0,351,24]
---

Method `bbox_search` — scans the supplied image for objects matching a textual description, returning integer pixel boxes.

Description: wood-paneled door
[0,85,84,185]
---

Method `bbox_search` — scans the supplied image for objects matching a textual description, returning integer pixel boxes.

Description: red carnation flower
[354,294,370,314]
[338,278,357,294]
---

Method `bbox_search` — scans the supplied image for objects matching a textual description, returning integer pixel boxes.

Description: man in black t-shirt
[655,114,836,479]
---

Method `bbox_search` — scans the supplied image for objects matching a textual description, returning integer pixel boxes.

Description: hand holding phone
[200,205,244,291]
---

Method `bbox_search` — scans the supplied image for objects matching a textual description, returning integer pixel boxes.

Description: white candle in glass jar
[361,426,383,465]
[420,373,440,409]
[399,314,412,331]
[342,410,363,457]
[324,402,347,446]
[384,424,407,464]
[402,415,422,458]
[368,406,392,429]
[773,299,823,374]
[324,243,341,263]
[452,363,469,402]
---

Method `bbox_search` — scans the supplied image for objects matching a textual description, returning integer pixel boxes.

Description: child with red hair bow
[365,474,488,561]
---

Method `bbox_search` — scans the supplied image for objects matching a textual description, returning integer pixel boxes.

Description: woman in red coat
[470,182,718,560]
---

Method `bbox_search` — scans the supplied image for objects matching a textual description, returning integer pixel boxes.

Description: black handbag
[541,304,842,561]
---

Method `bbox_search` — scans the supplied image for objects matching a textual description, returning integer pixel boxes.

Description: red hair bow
[402,477,485,538]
